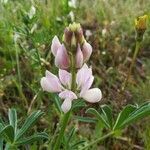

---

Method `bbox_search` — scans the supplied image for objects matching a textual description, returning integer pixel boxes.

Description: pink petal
[40,70,63,93]
[59,90,77,100]
[51,36,61,56]
[59,69,72,88]
[76,64,92,88]
[76,45,83,68]
[82,42,92,62]
[55,44,69,69]
[61,98,72,113]
[81,88,102,103]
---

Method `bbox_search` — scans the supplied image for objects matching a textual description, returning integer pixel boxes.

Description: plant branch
[81,131,114,150]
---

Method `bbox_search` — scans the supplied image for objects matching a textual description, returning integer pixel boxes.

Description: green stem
[122,41,141,91]
[80,131,114,150]
[71,53,76,91]
[15,43,28,107]
[15,43,21,90]
[53,111,71,150]
[53,52,76,150]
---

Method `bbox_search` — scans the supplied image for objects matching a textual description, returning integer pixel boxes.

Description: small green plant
[0,109,48,150]
[80,102,150,149]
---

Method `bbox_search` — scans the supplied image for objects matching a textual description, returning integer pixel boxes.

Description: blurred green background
[0,0,150,149]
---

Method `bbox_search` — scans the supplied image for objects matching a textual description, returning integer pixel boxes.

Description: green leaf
[15,132,48,145]
[0,139,3,150]
[72,99,86,110]
[0,125,14,143]
[113,105,137,130]
[121,102,150,128]
[71,140,85,149]
[8,109,17,134]
[0,123,4,132]
[16,110,44,140]
[74,116,96,123]
[101,105,113,129]
[0,118,5,127]
[52,94,62,113]
[86,108,111,129]
[67,127,76,144]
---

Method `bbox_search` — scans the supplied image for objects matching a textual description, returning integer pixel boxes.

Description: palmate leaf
[15,132,48,145]
[86,106,113,129]
[15,110,44,141]
[0,125,14,143]
[101,105,113,129]
[8,109,17,134]
[113,102,150,130]
[113,105,137,130]
[121,102,150,128]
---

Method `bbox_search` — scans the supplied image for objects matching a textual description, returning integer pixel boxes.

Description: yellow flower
[135,15,148,30]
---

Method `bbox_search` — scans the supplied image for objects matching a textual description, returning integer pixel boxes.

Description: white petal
[40,70,63,92]
[81,88,102,103]
[61,98,72,113]
[59,69,72,88]
[59,90,77,100]
[76,64,92,88]
[80,75,94,94]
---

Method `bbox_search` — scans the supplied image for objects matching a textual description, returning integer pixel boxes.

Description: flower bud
[76,45,83,68]
[63,27,73,46]
[75,27,85,45]
[135,15,148,41]
[135,15,148,30]
[69,22,81,32]
[71,23,84,45]
[82,41,92,62]
[55,44,69,69]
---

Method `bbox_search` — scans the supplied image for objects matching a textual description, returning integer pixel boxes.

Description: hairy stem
[71,53,76,91]
[53,111,71,150]
[53,53,76,150]
[81,131,114,150]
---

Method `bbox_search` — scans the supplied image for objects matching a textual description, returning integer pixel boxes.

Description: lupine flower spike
[51,23,92,69]
[41,22,102,113]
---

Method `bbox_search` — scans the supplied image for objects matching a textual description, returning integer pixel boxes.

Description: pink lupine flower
[40,64,102,113]
[76,45,83,68]
[59,90,77,113]
[82,41,92,62]
[51,23,93,70]
[55,44,70,69]
[40,70,63,92]
[51,36,61,56]
[51,36,69,69]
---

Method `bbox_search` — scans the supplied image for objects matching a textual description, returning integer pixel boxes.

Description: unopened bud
[135,15,148,41]
[71,33,77,51]
[76,28,85,45]
[63,27,73,45]
[135,15,148,30]
[69,22,81,32]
